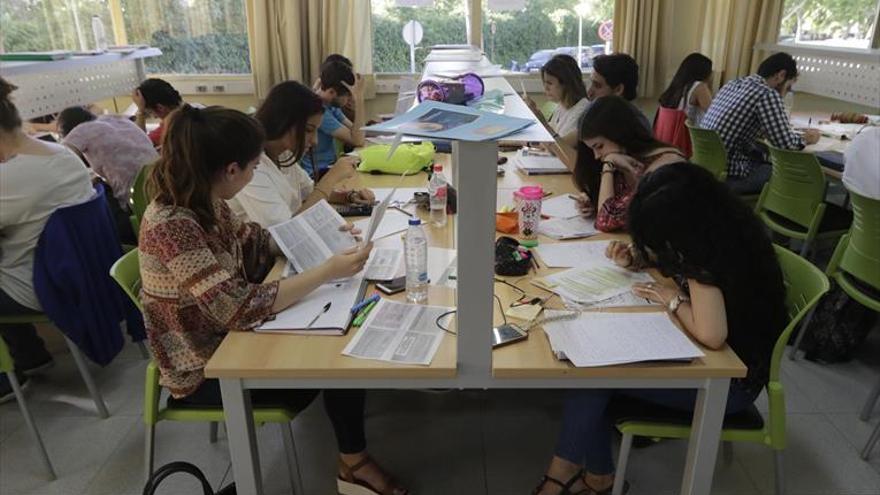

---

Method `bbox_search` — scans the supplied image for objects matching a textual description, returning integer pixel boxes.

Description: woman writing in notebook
[139,105,409,495]
[228,80,374,228]
[534,163,786,495]
[572,96,685,232]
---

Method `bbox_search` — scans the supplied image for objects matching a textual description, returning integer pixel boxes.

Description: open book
[256,276,366,335]
[268,200,357,273]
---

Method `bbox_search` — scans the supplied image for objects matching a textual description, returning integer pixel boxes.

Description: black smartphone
[376,276,406,295]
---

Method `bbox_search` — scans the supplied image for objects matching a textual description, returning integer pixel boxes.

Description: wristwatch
[667,294,689,314]
[601,161,616,174]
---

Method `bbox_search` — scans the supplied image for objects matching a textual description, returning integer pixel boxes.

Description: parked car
[523,49,556,71]
[554,46,594,68]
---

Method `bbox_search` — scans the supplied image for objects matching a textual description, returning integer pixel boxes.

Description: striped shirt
[702,75,804,178]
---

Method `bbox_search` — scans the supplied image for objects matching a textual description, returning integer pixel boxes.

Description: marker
[353,300,379,326]
[350,293,380,314]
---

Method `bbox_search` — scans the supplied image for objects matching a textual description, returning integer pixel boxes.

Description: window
[779,0,879,50]
[371,0,469,73]
[484,0,614,73]
[0,0,251,74]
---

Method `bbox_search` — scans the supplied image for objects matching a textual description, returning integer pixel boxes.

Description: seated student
[139,105,407,495]
[0,78,95,402]
[228,80,375,227]
[57,105,158,211]
[843,127,880,200]
[654,53,714,156]
[132,78,187,147]
[701,52,820,194]
[533,163,786,495]
[300,60,366,178]
[573,96,685,232]
[318,54,357,122]
[524,54,589,138]
[553,53,651,167]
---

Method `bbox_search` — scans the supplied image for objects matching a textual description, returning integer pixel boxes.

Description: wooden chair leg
[8,372,56,479]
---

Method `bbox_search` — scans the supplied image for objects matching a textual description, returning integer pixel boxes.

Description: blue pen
[351,293,380,314]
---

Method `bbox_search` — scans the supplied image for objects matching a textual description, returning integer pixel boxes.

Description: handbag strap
[142,461,214,495]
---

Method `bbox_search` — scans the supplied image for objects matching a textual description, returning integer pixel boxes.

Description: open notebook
[256,276,367,335]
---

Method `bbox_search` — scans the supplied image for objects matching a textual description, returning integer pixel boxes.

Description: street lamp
[574,1,590,69]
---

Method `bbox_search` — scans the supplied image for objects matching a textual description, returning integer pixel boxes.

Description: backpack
[800,281,878,363]
[357,142,435,174]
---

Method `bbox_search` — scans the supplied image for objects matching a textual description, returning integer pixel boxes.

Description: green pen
[353,299,379,326]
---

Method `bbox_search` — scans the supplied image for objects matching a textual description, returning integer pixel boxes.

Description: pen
[305,302,332,329]
[353,299,379,326]
[350,293,380,314]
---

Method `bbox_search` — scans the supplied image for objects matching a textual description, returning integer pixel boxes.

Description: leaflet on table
[363,101,533,142]
[537,216,598,239]
[268,200,357,274]
[256,276,365,335]
[342,299,453,365]
[533,261,654,304]
[535,240,611,268]
[561,292,659,310]
[363,247,402,281]
[541,310,704,367]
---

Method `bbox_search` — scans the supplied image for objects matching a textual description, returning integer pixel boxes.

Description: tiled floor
[2,333,879,495]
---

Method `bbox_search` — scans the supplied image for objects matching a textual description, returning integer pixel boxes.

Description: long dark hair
[541,54,587,107]
[573,96,668,200]
[0,77,22,133]
[254,81,324,166]
[659,53,712,109]
[148,105,265,229]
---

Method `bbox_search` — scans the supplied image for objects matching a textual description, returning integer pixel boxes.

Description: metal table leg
[680,377,730,495]
[220,378,263,495]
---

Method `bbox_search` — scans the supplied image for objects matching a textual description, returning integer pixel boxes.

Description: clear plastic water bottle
[91,15,108,51]
[404,218,428,303]
[428,164,447,227]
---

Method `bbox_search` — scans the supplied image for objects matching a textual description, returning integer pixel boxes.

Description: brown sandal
[337,455,410,495]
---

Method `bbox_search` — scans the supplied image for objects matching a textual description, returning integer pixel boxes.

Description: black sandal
[531,469,591,495]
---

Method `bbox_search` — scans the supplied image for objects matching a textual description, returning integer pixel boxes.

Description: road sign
[598,20,613,42]
[402,20,424,46]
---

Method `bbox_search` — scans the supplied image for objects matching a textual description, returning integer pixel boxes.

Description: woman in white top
[843,127,880,200]
[0,78,94,399]
[525,54,589,138]
[229,81,374,228]
[658,53,713,127]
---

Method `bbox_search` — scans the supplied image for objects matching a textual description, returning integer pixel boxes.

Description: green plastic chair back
[540,101,559,121]
[110,249,143,312]
[617,245,828,452]
[826,191,880,311]
[686,123,728,180]
[129,163,153,238]
[757,145,830,241]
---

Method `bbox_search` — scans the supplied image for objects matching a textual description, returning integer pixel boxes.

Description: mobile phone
[492,323,528,348]
[376,276,406,295]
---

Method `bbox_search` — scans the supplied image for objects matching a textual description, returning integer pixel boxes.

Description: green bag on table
[357,142,435,175]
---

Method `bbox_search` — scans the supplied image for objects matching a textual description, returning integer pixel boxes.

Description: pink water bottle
[514,185,543,246]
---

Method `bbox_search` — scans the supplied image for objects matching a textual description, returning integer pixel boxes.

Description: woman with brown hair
[139,104,408,495]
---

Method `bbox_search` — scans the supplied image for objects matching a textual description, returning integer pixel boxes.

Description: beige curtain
[697,0,784,87]
[612,0,663,98]
[246,0,374,101]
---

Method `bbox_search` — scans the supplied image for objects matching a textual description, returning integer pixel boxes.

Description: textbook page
[542,310,704,366]
[342,299,453,365]
[257,276,365,335]
[268,200,357,273]
[538,261,653,304]
[535,240,611,268]
[538,216,598,239]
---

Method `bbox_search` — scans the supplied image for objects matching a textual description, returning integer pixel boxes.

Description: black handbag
[495,236,534,276]
[143,461,236,495]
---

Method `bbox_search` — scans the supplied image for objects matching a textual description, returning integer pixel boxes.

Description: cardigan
[139,199,278,397]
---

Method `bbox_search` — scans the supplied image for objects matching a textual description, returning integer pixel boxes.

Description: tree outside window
[779,0,879,49]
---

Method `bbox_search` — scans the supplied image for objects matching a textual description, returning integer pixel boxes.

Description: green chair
[0,314,110,419]
[540,101,559,121]
[757,145,852,257]
[129,163,153,239]
[109,250,304,492]
[612,245,829,495]
[686,123,728,181]
[0,338,56,479]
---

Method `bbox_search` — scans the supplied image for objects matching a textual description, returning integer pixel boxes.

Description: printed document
[535,240,611,268]
[538,216,598,239]
[342,299,453,365]
[364,247,402,281]
[268,200,356,273]
[536,261,653,304]
[540,195,580,219]
[541,310,704,367]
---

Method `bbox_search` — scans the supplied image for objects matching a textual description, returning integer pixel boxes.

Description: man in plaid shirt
[703,53,820,194]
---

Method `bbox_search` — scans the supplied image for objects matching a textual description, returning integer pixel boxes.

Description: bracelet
[346,190,358,203]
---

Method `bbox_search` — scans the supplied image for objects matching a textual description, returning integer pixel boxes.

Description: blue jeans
[555,386,756,474]
[726,163,772,195]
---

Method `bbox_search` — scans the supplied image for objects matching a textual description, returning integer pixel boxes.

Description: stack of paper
[512,150,569,175]
[541,310,704,367]
[342,299,453,365]
[534,260,653,304]
[538,216,598,239]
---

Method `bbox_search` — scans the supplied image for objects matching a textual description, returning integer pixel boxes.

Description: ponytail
[147,105,265,229]
[0,77,22,133]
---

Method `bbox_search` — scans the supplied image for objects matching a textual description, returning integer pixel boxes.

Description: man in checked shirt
[702,52,821,194]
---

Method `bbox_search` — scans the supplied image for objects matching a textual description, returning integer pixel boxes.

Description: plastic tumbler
[514,185,543,246]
